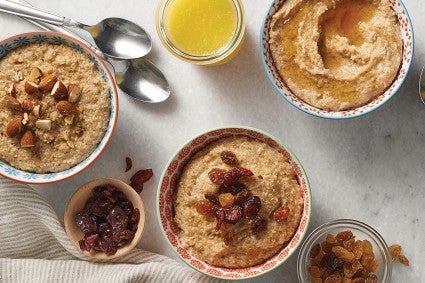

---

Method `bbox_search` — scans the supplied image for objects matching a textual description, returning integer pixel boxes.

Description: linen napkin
[0,177,222,283]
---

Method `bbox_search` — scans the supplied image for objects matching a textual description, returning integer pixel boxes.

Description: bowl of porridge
[260,0,413,119]
[0,31,118,183]
[157,126,311,279]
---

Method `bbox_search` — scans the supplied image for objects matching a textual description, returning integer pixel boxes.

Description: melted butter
[278,0,378,104]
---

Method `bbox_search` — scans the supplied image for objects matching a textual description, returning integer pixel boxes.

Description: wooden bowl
[64,178,145,260]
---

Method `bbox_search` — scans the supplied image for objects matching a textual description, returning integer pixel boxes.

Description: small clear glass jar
[156,0,246,66]
[297,219,392,283]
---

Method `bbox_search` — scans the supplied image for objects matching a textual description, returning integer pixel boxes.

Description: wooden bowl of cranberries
[64,178,146,259]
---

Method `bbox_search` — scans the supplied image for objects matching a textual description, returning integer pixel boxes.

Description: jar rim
[156,0,246,64]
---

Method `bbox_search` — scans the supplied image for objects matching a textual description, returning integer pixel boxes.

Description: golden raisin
[353,240,364,260]
[398,255,409,266]
[389,244,401,260]
[324,274,342,283]
[332,246,354,262]
[336,230,354,243]
[218,193,235,208]
[308,265,322,278]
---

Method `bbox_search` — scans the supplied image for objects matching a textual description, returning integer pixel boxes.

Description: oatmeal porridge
[174,136,303,268]
[0,42,110,173]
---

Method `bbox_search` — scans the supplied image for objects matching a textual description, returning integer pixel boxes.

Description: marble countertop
[1,0,424,282]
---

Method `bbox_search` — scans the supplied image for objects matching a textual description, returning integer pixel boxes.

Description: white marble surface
[1,0,424,282]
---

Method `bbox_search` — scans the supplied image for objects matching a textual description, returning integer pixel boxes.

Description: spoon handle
[10,0,104,59]
[0,0,79,27]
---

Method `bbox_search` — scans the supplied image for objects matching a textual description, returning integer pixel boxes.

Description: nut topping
[56,100,76,115]
[35,119,52,130]
[5,117,23,138]
[22,99,33,112]
[38,74,57,92]
[3,95,21,111]
[68,84,81,103]
[28,67,42,83]
[20,130,36,147]
[24,80,39,95]
[5,83,17,96]
[51,81,68,100]
[32,104,40,117]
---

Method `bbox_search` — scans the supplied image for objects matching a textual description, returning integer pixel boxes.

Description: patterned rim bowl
[0,31,118,184]
[260,0,414,119]
[157,126,311,280]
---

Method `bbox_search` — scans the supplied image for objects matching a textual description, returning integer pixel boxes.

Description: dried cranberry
[250,215,267,235]
[220,150,238,165]
[208,168,226,185]
[243,196,261,218]
[129,208,140,225]
[119,200,134,216]
[130,169,153,193]
[205,194,220,205]
[219,182,246,195]
[125,157,132,172]
[215,208,225,231]
[75,210,98,234]
[235,167,254,177]
[223,168,242,185]
[83,234,100,251]
[98,238,117,255]
[85,197,113,217]
[195,200,216,215]
[273,206,290,222]
[223,205,243,224]
[130,181,143,194]
[107,206,129,232]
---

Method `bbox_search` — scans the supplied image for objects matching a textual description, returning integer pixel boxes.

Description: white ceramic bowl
[157,126,311,280]
[0,31,118,184]
[260,0,414,119]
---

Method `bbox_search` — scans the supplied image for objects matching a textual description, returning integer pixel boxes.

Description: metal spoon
[17,2,170,103]
[420,65,425,105]
[0,0,152,60]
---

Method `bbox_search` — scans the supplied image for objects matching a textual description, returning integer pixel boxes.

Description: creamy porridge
[269,0,403,111]
[0,43,110,173]
[174,136,303,268]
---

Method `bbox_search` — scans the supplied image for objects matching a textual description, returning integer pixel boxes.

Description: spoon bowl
[18,1,171,103]
[0,0,152,60]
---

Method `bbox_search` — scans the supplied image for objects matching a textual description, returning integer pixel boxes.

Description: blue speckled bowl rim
[0,31,119,184]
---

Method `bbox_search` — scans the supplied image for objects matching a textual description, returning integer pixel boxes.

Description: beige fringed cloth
[0,177,223,283]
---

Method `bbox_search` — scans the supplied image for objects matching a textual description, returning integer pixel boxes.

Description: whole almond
[51,81,68,100]
[24,80,40,95]
[38,74,57,92]
[20,130,36,147]
[56,100,76,115]
[22,99,33,112]
[6,117,23,138]
[3,95,21,111]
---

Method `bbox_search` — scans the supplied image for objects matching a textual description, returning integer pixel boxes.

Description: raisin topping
[223,205,243,224]
[215,208,225,231]
[223,167,242,185]
[273,206,290,222]
[219,182,246,195]
[242,196,261,218]
[205,193,220,205]
[250,215,267,235]
[235,166,254,177]
[220,150,238,166]
[195,200,216,215]
[208,168,227,185]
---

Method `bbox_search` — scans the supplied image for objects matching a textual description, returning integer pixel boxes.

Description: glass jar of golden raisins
[297,219,392,283]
